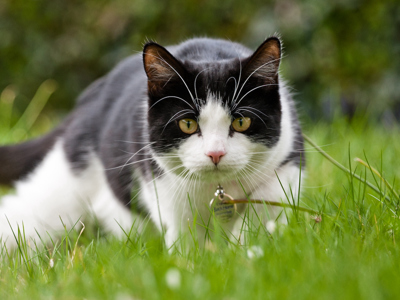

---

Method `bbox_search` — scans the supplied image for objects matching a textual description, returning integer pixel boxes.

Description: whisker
[243,162,274,182]
[236,107,267,128]
[161,109,195,134]
[149,95,195,111]
[232,57,281,108]
[230,47,243,105]
[148,53,197,108]
[106,157,156,171]
[116,140,152,144]
[236,106,270,119]
[127,164,186,206]
[118,142,156,173]
[233,84,279,110]
[194,67,213,106]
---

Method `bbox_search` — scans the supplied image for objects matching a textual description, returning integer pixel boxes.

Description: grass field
[1,84,400,299]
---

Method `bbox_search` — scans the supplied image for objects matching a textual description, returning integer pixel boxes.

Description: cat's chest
[151,175,251,220]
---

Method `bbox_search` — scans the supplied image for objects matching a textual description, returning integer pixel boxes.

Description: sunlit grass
[1,84,400,299]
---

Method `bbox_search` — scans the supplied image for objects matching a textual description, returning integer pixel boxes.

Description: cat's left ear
[143,42,186,94]
[244,37,281,83]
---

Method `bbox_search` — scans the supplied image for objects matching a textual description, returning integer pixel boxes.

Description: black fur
[0,125,65,185]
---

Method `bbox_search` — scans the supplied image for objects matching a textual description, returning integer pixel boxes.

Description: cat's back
[75,53,146,107]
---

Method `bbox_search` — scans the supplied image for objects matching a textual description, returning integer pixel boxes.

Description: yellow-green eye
[179,119,198,134]
[232,117,251,132]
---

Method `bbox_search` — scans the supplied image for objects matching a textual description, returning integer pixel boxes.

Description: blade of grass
[303,134,393,207]
[0,86,16,132]
[355,157,400,202]
[12,80,57,132]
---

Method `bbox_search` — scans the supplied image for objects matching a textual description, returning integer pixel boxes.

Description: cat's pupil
[239,118,243,127]
[186,121,191,129]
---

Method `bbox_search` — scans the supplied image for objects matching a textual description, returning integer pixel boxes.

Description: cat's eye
[178,119,198,134]
[232,117,251,132]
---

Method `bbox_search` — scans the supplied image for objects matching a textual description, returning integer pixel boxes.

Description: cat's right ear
[143,42,186,94]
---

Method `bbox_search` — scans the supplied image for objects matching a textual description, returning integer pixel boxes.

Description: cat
[0,36,304,249]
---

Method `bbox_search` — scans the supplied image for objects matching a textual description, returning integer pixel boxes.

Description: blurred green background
[1,0,399,122]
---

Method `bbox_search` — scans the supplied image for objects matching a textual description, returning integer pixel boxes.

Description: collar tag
[209,184,237,222]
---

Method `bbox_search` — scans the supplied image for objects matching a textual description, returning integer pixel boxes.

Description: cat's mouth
[189,164,243,182]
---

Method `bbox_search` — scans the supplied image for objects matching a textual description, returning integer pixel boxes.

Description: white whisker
[149,95,195,111]
[230,48,243,104]
[236,107,267,128]
[162,109,195,134]
[194,67,213,107]
[118,142,156,173]
[232,57,281,108]
[150,53,197,108]
[233,84,279,110]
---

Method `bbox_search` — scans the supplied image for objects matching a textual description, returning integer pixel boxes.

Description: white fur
[0,141,133,249]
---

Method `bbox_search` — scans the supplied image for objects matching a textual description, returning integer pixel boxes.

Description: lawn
[1,84,400,299]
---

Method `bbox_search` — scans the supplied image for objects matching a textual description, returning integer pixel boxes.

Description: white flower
[192,275,210,295]
[247,245,264,259]
[49,258,54,268]
[165,268,181,290]
[266,220,276,234]
[115,293,137,300]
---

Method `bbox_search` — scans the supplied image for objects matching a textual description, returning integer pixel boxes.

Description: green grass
[1,85,400,299]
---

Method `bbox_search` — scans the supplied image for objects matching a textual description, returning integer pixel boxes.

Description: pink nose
[206,150,226,165]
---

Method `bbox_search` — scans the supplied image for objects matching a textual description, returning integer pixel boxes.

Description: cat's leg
[139,182,177,249]
[88,158,134,239]
[138,175,197,250]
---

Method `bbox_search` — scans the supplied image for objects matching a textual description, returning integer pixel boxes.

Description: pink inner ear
[143,43,187,94]
[245,38,281,81]
[143,43,184,81]
[254,37,281,63]
[144,50,174,80]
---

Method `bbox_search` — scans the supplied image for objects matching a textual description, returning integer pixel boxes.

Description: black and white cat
[0,37,304,249]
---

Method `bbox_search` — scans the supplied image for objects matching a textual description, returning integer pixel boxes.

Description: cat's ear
[143,42,186,93]
[244,37,281,83]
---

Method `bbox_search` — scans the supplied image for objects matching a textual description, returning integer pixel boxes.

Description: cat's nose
[206,150,226,165]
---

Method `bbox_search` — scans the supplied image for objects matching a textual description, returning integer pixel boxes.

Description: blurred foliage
[0,0,399,121]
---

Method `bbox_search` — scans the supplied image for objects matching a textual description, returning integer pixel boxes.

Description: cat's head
[143,37,282,182]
